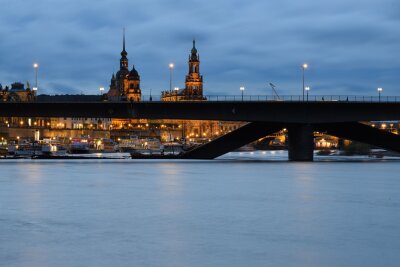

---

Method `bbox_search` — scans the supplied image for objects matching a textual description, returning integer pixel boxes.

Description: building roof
[128,65,140,80]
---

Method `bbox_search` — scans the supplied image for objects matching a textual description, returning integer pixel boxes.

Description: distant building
[107,31,141,102]
[161,40,206,101]
[0,82,34,102]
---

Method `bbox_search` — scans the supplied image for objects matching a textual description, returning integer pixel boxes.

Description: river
[1,151,399,267]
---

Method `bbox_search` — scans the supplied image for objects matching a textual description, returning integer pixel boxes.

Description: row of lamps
[64,61,384,102]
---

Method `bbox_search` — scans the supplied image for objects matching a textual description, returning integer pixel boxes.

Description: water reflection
[158,163,185,196]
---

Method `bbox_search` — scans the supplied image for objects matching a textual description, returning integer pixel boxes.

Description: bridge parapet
[138,94,400,103]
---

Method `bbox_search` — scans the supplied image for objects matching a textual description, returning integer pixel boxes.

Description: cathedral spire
[123,27,126,52]
[120,28,128,69]
[191,39,197,55]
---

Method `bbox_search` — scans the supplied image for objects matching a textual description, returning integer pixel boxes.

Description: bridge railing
[139,95,400,103]
[29,94,400,103]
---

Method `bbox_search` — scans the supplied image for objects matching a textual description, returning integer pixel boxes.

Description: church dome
[128,65,140,80]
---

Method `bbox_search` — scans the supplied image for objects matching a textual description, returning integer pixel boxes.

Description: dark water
[1,152,400,267]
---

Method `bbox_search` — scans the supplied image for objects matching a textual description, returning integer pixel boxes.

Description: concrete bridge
[1,98,400,161]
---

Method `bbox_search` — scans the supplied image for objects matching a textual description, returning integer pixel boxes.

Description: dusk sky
[1,0,399,97]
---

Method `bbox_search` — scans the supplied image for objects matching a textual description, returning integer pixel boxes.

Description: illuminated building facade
[107,31,141,102]
[161,40,206,101]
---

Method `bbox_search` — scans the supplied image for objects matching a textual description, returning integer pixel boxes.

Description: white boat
[8,139,68,157]
[14,143,43,157]
[118,137,141,152]
[41,140,68,156]
[118,137,161,153]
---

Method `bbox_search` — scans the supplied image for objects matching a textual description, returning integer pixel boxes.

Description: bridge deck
[0,101,399,123]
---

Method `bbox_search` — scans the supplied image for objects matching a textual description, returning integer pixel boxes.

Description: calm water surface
[1,152,400,267]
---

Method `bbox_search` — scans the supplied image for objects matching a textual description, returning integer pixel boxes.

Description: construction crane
[269,83,280,100]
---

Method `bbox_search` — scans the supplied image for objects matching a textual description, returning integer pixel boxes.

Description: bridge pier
[288,124,314,161]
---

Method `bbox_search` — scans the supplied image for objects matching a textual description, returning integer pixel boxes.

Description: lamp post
[33,63,39,88]
[301,63,308,101]
[377,87,383,102]
[33,63,39,93]
[305,86,310,102]
[174,87,179,101]
[240,86,245,101]
[99,87,105,95]
[169,63,174,93]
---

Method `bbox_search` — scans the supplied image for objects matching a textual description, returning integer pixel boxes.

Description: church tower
[184,40,203,99]
[108,29,141,101]
[115,29,130,97]
[125,64,141,101]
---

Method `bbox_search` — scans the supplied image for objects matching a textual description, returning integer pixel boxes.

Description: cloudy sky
[0,0,399,97]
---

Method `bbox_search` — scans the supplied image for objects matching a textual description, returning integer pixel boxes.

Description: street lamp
[99,87,105,95]
[377,87,383,102]
[174,87,179,101]
[240,86,245,101]
[169,63,174,92]
[305,86,310,102]
[301,63,308,101]
[33,63,39,91]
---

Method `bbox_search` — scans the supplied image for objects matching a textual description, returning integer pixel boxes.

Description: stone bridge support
[287,124,314,161]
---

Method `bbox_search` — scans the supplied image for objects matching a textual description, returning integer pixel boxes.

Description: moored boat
[69,138,91,154]
[120,137,163,154]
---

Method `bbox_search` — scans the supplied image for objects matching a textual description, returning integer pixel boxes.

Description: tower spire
[191,38,197,55]
[120,27,128,69]
[123,27,126,52]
